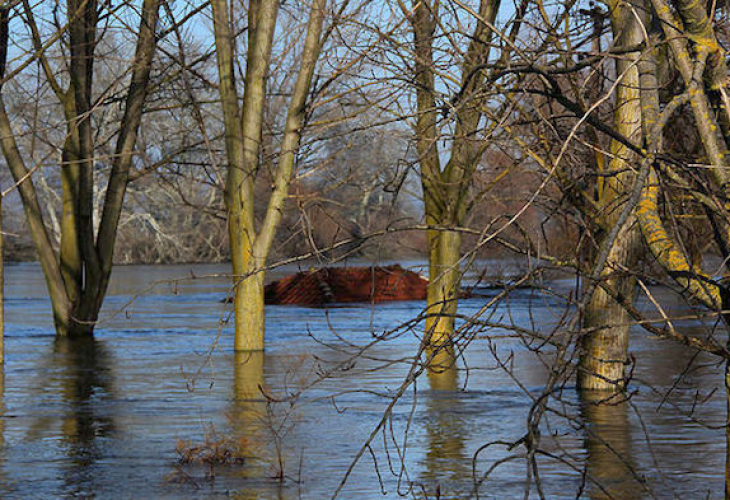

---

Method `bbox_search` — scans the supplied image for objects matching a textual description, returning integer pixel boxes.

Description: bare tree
[0,0,161,336]
[210,0,337,350]
[399,0,505,364]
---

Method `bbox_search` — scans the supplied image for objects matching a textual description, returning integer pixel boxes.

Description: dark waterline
[0,262,725,499]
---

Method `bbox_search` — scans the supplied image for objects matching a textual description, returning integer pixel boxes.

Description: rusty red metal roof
[264,265,428,306]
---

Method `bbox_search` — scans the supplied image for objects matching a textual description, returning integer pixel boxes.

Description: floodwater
[0,261,726,499]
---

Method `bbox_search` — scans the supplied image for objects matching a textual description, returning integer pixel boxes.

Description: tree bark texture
[578,0,644,391]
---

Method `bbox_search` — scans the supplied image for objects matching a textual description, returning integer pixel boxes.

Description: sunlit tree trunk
[426,230,461,364]
[211,0,326,350]
[578,0,644,391]
[233,269,266,351]
[233,351,266,458]
[408,0,500,361]
[580,223,642,390]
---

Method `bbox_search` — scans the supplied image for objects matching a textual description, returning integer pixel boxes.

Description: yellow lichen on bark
[637,169,720,308]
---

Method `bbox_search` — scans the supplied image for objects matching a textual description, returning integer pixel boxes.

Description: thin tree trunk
[0,5,71,333]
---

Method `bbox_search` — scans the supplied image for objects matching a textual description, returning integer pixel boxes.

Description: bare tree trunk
[407,0,500,364]
[233,267,266,351]
[212,0,326,350]
[426,229,461,356]
[579,221,642,390]
[578,0,644,391]
[233,351,266,455]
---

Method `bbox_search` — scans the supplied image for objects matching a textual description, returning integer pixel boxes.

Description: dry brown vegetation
[174,425,247,479]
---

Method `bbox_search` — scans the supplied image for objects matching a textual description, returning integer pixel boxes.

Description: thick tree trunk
[579,220,641,390]
[233,270,266,352]
[578,0,643,391]
[580,295,632,390]
[425,229,461,368]
[65,300,103,338]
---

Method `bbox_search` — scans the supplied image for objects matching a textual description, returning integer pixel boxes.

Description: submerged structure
[264,265,428,306]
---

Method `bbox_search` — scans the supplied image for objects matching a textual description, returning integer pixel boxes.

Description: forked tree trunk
[0,0,160,339]
[211,0,325,351]
[407,0,500,364]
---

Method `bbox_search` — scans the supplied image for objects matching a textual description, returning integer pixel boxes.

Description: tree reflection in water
[54,337,115,498]
[420,365,468,499]
[233,486,285,500]
[580,392,646,500]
